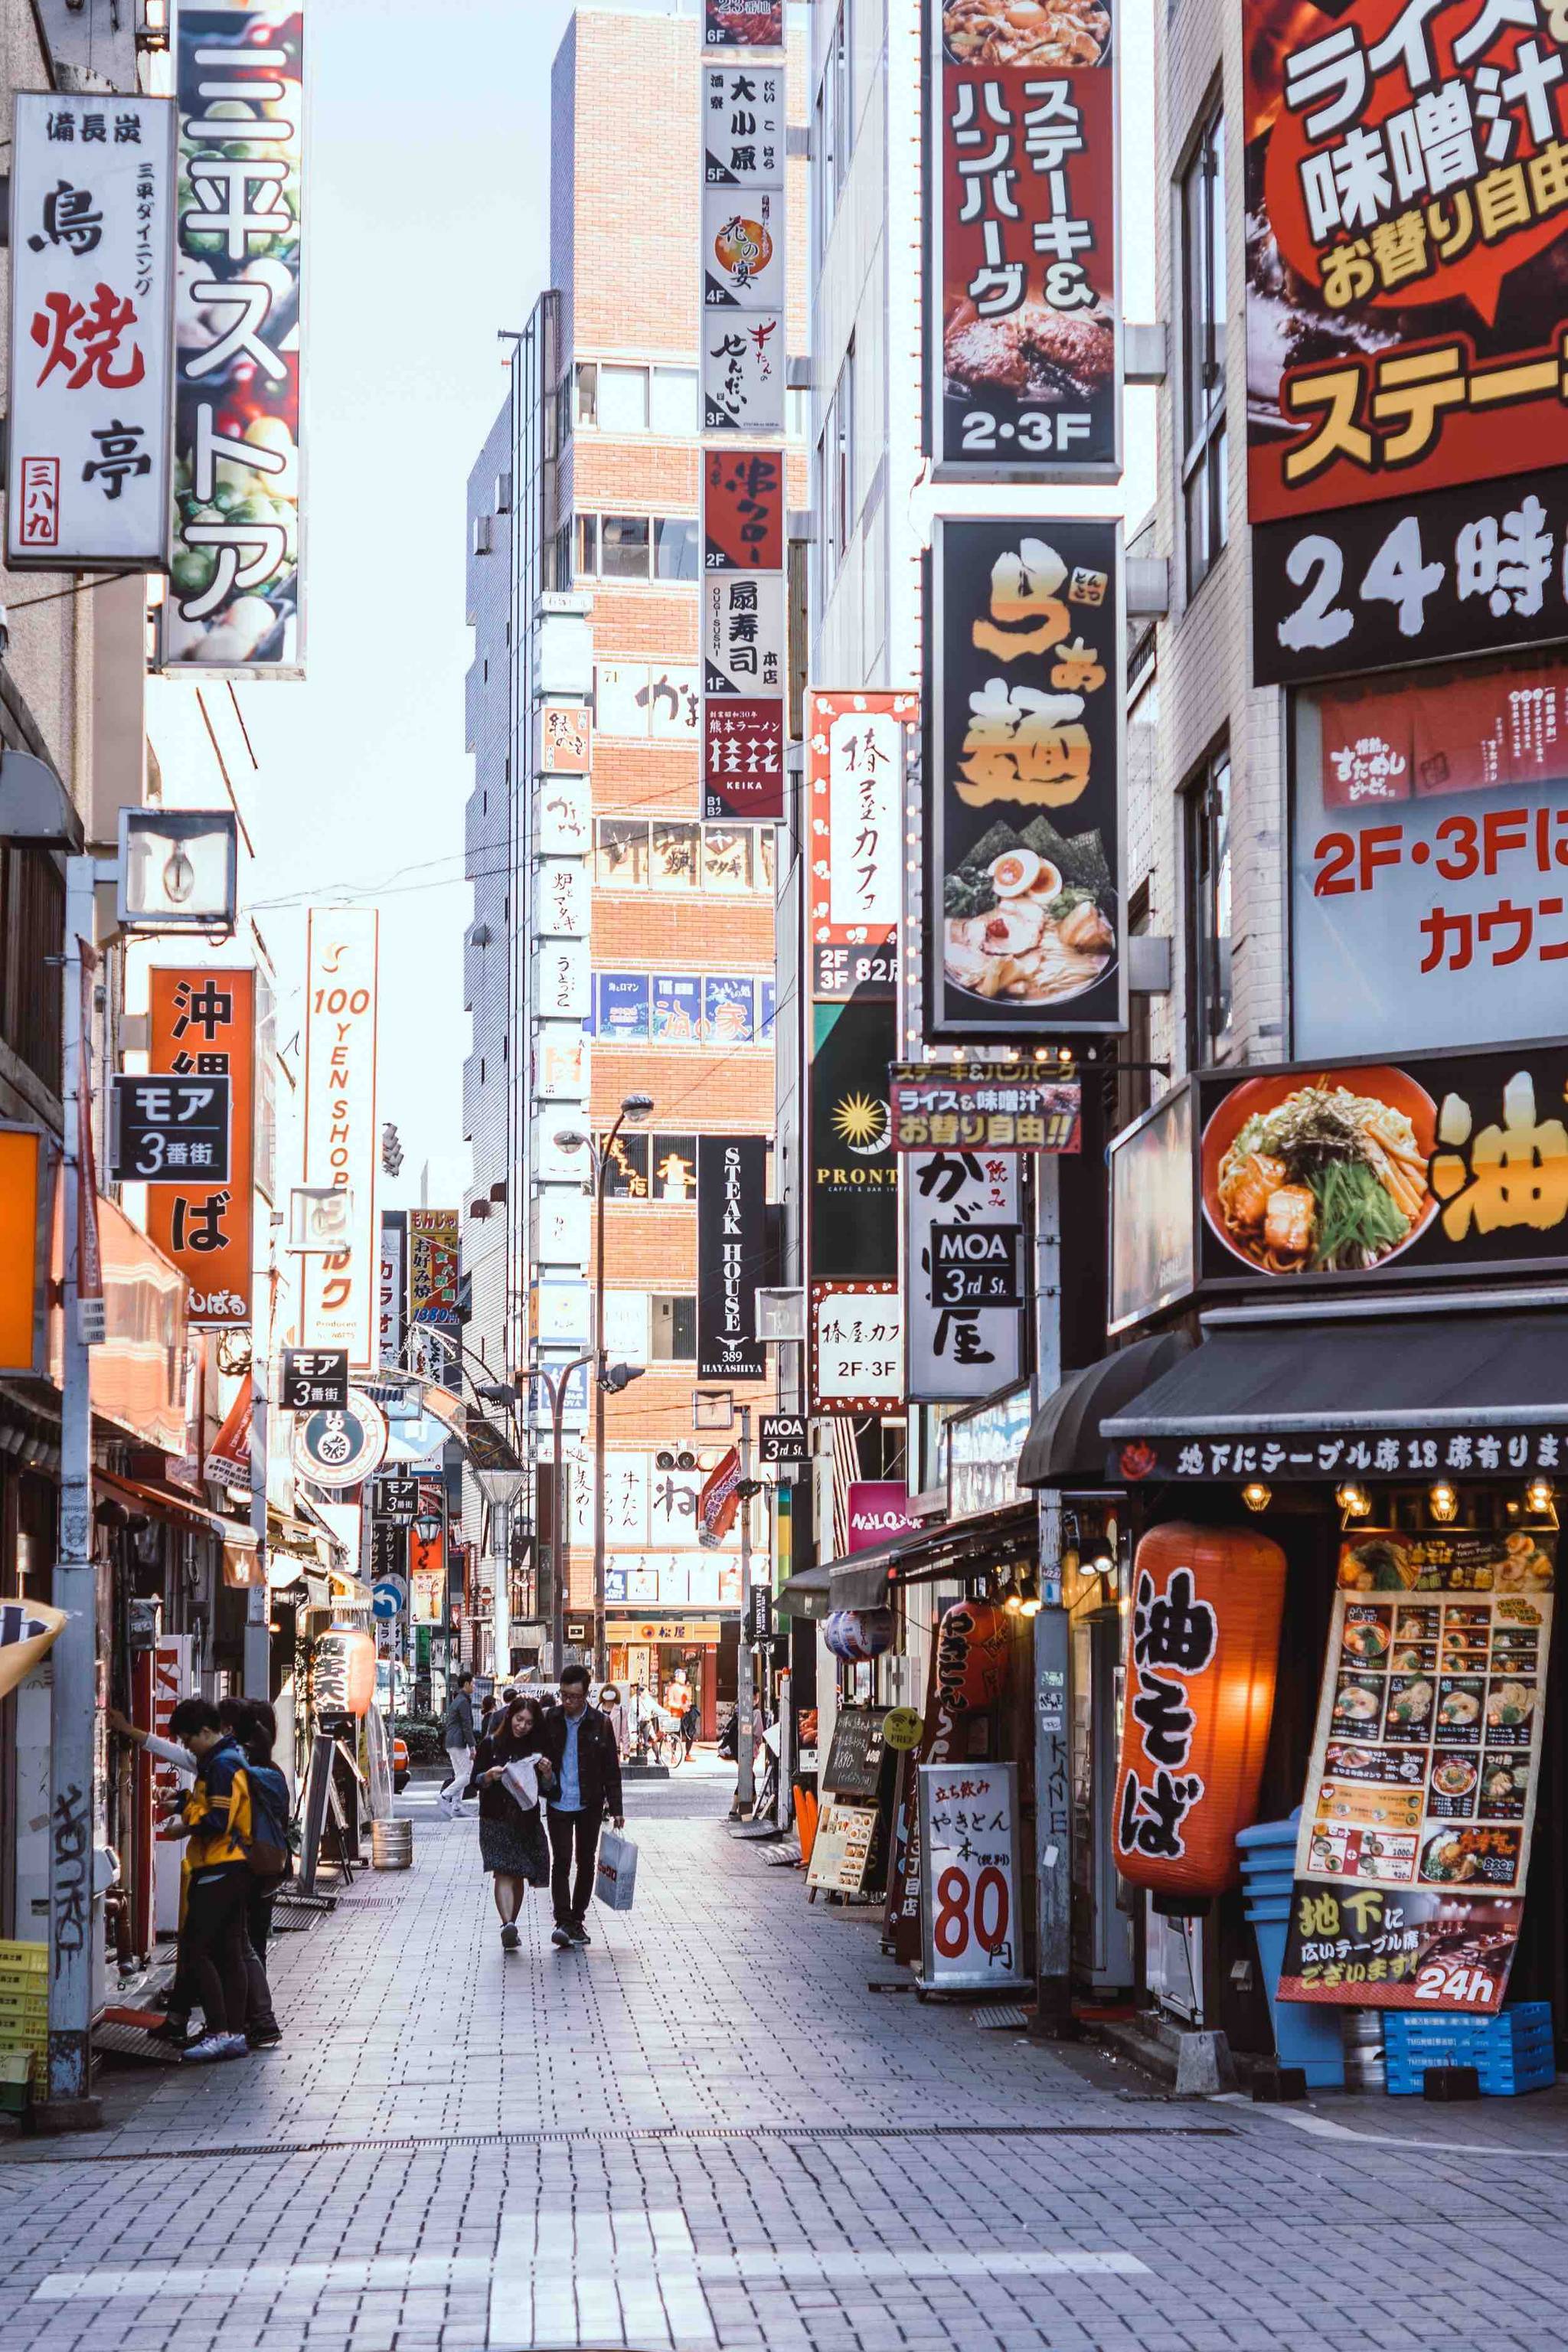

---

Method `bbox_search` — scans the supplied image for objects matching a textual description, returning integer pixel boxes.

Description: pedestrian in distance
[158,1697,256,2061]
[227,1697,290,2048]
[439,1668,477,1818]
[596,1682,629,1759]
[537,1661,624,1949]
[469,1694,554,1947]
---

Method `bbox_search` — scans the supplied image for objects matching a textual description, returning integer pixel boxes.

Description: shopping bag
[595,1828,639,1913]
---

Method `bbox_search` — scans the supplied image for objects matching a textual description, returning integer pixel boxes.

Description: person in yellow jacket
[158,1697,256,2062]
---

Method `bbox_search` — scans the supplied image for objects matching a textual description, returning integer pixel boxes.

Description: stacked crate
[1383,2002,1556,2096]
[0,1941,49,2099]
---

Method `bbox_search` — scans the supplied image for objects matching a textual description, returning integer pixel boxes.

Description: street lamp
[517,1354,593,1676]
[555,1091,653,1678]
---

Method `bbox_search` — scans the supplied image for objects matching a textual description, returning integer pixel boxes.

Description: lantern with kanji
[1112,1521,1286,1910]
[313,1626,377,1719]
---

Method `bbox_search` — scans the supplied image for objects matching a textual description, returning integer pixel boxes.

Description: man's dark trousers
[547,1808,599,1929]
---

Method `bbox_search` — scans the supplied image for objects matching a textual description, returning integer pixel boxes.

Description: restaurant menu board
[806,1797,880,1894]
[822,1707,885,1798]
[916,1759,1027,1992]
[1280,1530,1554,2013]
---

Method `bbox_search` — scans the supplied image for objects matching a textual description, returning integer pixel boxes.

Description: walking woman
[469,1694,554,1947]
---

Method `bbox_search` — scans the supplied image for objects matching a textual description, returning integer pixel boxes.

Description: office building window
[573,512,599,577]
[654,517,700,580]
[1181,102,1227,596]
[593,818,773,895]
[651,1295,697,1361]
[650,367,698,434]
[597,364,649,433]
[1186,747,1233,1062]
[574,511,697,583]
[574,361,698,436]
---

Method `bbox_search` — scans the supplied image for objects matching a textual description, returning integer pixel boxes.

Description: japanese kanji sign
[6,91,176,570]
[889,1069,1083,1152]
[378,1209,405,1369]
[929,6,1119,479]
[700,52,785,437]
[703,312,784,433]
[810,1279,904,1415]
[109,1073,230,1184]
[166,5,304,672]
[704,699,786,821]
[917,1760,1027,1991]
[697,1135,767,1382]
[1197,1047,1568,1293]
[906,1148,1024,1405]
[1115,1423,1568,1484]
[1279,1530,1555,2012]
[1246,0,1568,523]
[928,518,1124,1040]
[300,908,379,1366]
[280,1347,348,1411]
[539,702,592,773]
[1292,648,1568,1054]
[704,446,782,571]
[703,573,785,697]
[1256,469,1568,686]
[408,1208,459,1326]
[145,967,254,1327]
[703,64,784,186]
[806,693,910,998]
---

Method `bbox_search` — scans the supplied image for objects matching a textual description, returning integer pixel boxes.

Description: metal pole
[243,1266,270,1697]
[592,1145,609,1684]
[47,857,102,2126]
[735,1404,755,1812]
[550,1370,566,1678]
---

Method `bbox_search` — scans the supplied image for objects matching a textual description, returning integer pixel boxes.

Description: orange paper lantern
[315,1627,377,1719]
[1112,1521,1286,1904]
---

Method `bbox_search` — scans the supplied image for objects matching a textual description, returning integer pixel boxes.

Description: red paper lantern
[315,1627,377,1719]
[1112,1521,1286,1905]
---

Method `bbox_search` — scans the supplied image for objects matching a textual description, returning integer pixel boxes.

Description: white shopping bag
[595,1828,639,1913]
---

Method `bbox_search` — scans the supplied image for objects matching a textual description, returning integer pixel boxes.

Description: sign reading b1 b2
[1255,470,1568,688]
[109,1073,230,1183]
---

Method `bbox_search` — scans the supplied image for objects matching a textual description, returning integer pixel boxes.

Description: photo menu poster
[1279,1530,1554,2013]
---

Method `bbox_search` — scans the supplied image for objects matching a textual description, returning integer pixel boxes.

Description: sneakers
[501,1922,520,1950]
[185,2031,249,2063]
[550,1925,574,1950]
[568,1921,592,1946]
[248,2024,283,2049]
[147,2016,193,2050]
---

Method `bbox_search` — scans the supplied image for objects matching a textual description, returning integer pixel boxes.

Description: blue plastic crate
[1383,2003,1557,2096]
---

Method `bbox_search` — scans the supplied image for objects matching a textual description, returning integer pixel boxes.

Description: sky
[233,0,1155,1218]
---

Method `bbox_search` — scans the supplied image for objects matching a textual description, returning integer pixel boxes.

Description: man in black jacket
[537,1664,624,1947]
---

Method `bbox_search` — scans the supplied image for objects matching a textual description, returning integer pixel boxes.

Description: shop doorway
[1071,1607,1135,1991]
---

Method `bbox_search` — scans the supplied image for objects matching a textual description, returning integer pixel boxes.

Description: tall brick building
[463,3,804,1723]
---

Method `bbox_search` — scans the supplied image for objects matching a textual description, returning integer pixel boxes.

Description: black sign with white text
[697,1135,767,1382]
[280,1348,348,1412]
[1255,472,1568,688]
[760,1413,808,1466]
[109,1073,230,1184]
[371,1475,419,1525]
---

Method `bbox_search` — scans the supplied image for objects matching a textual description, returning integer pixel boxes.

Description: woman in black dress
[469,1695,554,1947]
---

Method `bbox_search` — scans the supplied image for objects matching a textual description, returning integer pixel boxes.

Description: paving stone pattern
[5,1759,1568,2350]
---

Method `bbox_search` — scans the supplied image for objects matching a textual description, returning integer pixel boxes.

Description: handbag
[594,1827,639,1913]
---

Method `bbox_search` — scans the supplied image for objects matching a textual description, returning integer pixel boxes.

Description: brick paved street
[5,1762,1568,2351]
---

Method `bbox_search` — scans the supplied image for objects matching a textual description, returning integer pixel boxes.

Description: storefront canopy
[826,1501,1036,1613]
[776,1563,831,1620]
[1018,1331,1193,1489]
[1101,1301,1568,1483]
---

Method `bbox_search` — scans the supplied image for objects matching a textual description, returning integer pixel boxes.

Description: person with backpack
[227,1698,290,2048]
[157,1697,256,2061]
[439,1670,477,1818]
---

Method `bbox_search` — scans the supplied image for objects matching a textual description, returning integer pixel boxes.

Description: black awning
[825,1501,1036,1612]
[1018,1331,1194,1489]
[1101,1307,1568,1485]
[776,1564,831,1620]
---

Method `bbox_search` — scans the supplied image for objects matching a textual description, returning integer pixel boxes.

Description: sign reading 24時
[927,518,1123,1041]
[1246,0,1568,521]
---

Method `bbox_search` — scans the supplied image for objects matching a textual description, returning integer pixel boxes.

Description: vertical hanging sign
[378,1209,406,1370]
[928,0,1120,479]
[145,967,256,1328]
[805,691,912,1001]
[167,4,304,674]
[301,909,379,1367]
[697,1135,767,1381]
[6,91,177,570]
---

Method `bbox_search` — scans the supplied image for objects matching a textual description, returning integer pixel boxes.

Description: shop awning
[99,1469,259,1550]
[1101,1302,1568,1483]
[825,1501,1036,1613]
[776,1563,831,1620]
[1018,1331,1194,1489]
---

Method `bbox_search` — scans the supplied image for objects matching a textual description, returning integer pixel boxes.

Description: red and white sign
[301,908,379,1367]
[847,1481,915,1553]
[916,1759,1027,1991]
[6,91,176,570]
[806,693,914,948]
[810,1280,904,1415]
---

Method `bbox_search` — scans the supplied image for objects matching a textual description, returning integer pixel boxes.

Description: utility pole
[47,858,106,2128]
[735,1403,755,1813]
[244,1256,273,1697]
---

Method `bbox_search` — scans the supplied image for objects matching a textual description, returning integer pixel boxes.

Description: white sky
[233,0,1156,1217]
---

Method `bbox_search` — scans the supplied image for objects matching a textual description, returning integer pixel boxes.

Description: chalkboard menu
[822,1707,884,1797]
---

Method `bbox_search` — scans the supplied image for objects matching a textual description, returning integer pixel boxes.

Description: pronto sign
[300,909,379,1367]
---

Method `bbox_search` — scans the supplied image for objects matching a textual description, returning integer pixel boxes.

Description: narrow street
[4,1769,1568,2352]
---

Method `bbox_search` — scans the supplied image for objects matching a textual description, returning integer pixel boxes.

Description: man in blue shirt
[538,1663,624,1947]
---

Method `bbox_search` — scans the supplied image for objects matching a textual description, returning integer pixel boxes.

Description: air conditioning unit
[495,472,513,514]
[755,1287,805,1344]
[472,514,494,556]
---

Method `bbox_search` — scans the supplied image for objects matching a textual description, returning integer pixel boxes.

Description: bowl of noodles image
[1200,1068,1439,1277]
